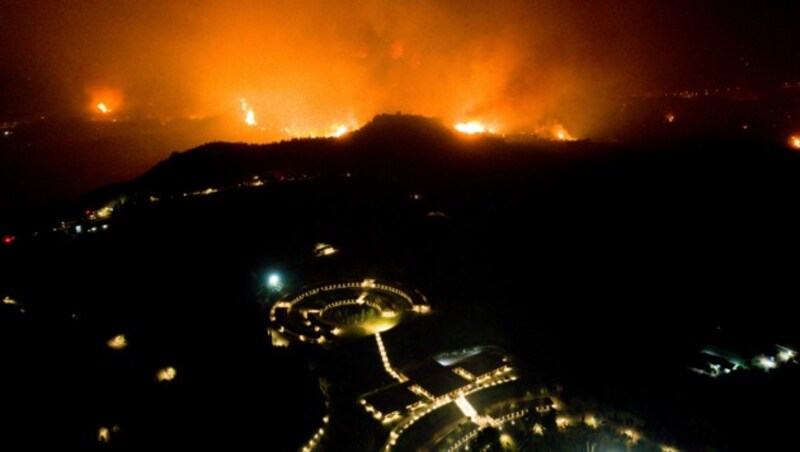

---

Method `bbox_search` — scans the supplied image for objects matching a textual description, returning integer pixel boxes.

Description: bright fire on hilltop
[553,125,576,141]
[61,3,647,144]
[283,123,356,139]
[241,99,257,126]
[87,86,123,117]
[329,125,349,138]
[16,1,773,146]
[536,123,576,141]
[455,121,494,135]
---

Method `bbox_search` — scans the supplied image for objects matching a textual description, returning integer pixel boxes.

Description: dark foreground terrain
[2,117,799,450]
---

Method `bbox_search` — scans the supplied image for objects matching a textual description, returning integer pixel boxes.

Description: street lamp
[267,273,282,290]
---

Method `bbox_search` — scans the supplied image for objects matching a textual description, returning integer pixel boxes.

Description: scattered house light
[107,334,128,350]
[95,206,114,219]
[777,345,796,362]
[97,425,119,443]
[621,428,640,443]
[755,355,777,371]
[156,366,177,382]
[556,416,571,428]
[314,243,339,257]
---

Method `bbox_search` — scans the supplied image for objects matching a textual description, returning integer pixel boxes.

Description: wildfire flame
[550,123,576,141]
[241,98,257,126]
[328,125,349,138]
[790,135,800,150]
[665,112,675,123]
[455,121,491,135]
[283,123,355,138]
[87,86,122,117]
[46,3,691,145]
[245,110,257,126]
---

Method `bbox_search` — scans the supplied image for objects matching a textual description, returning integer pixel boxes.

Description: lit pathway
[375,332,407,383]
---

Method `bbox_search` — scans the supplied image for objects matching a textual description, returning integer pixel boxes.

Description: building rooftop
[402,360,470,398]
[450,351,508,378]
[362,382,424,416]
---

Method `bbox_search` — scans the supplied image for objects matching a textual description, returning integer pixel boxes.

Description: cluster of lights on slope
[754,345,796,371]
[445,394,561,451]
[4,202,117,244]
[690,344,796,378]
[96,332,177,444]
[537,407,680,452]
[382,374,519,451]
[448,391,684,452]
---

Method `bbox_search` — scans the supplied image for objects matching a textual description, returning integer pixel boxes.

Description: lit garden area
[268,279,430,346]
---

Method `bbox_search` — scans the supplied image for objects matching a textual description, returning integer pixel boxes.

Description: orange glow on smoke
[51,2,659,143]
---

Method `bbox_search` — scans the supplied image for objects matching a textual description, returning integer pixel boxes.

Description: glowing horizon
[3,1,689,144]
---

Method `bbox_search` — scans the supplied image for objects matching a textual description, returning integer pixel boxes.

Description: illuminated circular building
[268,279,430,347]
